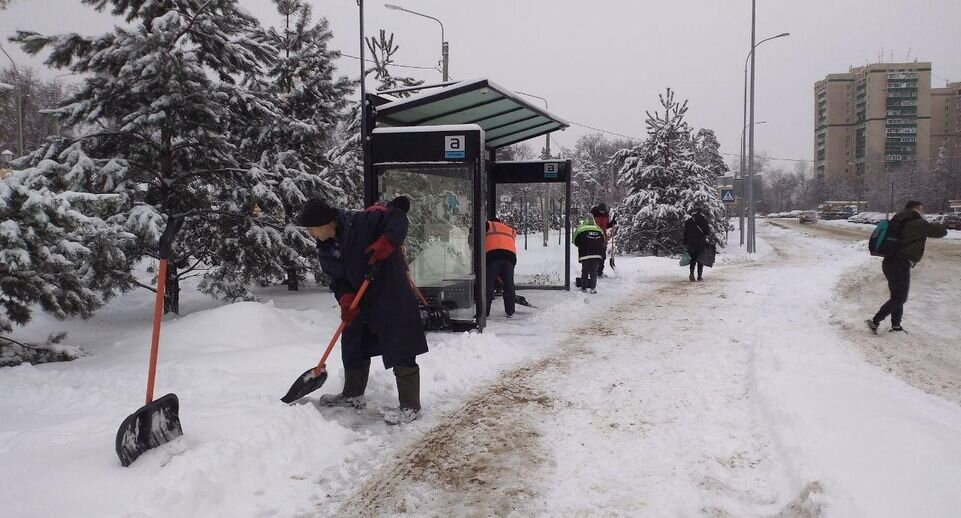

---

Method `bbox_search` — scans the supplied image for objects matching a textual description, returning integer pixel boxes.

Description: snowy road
[334,222,961,517]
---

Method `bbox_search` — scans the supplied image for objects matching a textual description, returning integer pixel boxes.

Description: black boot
[386,365,421,425]
[318,362,369,408]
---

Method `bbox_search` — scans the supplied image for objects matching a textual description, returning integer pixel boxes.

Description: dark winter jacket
[890,209,947,264]
[683,213,710,256]
[573,220,606,262]
[315,207,428,367]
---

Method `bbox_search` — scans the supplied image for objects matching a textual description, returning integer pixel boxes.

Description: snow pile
[0,249,652,517]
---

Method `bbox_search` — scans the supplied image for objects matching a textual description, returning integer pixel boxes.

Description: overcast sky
[2,0,960,171]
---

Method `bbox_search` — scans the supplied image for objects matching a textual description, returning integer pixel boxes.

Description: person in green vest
[573,216,606,294]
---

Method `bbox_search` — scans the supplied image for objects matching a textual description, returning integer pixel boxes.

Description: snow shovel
[516,295,538,308]
[608,229,617,270]
[281,269,376,404]
[115,216,185,467]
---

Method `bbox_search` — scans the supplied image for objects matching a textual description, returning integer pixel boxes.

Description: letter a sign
[445,136,465,159]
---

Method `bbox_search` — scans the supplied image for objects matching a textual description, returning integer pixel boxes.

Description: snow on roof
[372,124,484,134]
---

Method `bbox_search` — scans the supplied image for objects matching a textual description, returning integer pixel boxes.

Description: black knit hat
[300,198,337,227]
[390,195,411,213]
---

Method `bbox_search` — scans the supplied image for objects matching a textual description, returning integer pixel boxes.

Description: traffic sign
[720,189,736,204]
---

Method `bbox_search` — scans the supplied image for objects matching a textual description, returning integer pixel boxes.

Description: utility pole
[747,0,758,253]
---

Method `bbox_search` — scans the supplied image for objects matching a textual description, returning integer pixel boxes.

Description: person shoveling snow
[286,196,428,425]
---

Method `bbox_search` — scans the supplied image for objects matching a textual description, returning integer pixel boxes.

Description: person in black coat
[683,207,710,282]
[300,196,428,425]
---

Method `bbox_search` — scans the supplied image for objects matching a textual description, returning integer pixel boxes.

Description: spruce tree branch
[0,335,45,351]
[170,167,248,185]
[171,1,216,49]
[133,280,157,293]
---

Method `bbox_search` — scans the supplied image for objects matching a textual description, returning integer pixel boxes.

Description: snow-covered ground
[3,223,961,517]
[0,242,650,517]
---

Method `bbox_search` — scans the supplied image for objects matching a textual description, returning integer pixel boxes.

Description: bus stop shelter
[362,79,570,330]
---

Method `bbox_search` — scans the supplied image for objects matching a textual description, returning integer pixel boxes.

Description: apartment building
[814,62,935,188]
[932,81,961,163]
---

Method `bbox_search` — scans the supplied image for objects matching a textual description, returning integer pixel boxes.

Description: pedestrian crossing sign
[720,189,736,203]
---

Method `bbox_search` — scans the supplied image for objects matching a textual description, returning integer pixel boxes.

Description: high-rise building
[814,62,938,192]
[931,81,961,164]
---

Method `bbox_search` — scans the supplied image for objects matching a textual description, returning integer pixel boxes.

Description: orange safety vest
[485,221,517,254]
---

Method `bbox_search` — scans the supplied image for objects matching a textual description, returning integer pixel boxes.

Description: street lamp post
[744,16,790,253]
[0,42,24,157]
[738,119,767,246]
[385,3,448,81]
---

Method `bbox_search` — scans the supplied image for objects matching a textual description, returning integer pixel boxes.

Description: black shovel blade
[609,257,616,269]
[281,366,328,404]
[115,393,183,467]
[516,295,538,308]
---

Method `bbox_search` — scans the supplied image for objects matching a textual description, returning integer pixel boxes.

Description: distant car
[943,214,961,231]
[799,210,818,224]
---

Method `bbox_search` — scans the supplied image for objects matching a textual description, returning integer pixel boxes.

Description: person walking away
[684,207,710,282]
[590,203,617,277]
[867,200,947,334]
[485,217,518,318]
[573,216,605,294]
[300,196,428,425]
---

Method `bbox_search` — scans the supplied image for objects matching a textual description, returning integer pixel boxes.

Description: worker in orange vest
[485,217,517,318]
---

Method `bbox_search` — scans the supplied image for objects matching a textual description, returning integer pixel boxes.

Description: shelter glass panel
[379,165,476,320]
[493,182,569,288]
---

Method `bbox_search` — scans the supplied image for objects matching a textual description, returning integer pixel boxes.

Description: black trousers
[598,248,607,275]
[486,259,516,316]
[688,246,704,278]
[580,258,601,290]
[873,256,911,327]
[689,260,704,278]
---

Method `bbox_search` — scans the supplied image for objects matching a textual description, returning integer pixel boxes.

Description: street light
[384,3,448,81]
[744,21,790,253]
[738,120,767,245]
[516,91,550,158]
[0,42,24,157]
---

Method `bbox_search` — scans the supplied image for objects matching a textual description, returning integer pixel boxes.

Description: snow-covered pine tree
[366,30,425,95]
[231,0,353,292]
[323,104,365,208]
[571,155,601,212]
[614,89,726,255]
[13,0,280,313]
[693,129,729,177]
[323,30,425,211]
[0,161,129,338]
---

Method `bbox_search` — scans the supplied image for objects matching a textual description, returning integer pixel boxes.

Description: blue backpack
[869,214,919,257]
[868,220,891,257]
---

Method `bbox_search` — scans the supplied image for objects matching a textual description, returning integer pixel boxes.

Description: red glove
[365,235,397,265]
[338,293,359,324]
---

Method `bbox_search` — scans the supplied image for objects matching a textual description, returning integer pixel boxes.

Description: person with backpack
[573,215,605,294]
[300,196,428,425]
[683,206,711,282]
[485,217,518,318]
[590,203,617,277]
[867,200,947,334]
